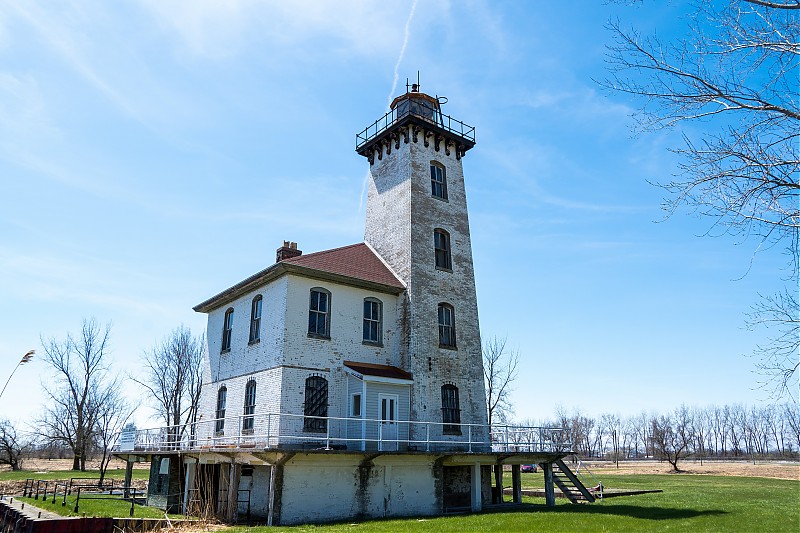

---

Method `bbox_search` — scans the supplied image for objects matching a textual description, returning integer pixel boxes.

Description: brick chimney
[276,241,302,262]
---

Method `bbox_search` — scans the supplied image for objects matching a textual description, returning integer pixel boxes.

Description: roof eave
[193,263,405,314]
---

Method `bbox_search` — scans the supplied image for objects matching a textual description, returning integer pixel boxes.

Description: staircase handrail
[574,460,603,499]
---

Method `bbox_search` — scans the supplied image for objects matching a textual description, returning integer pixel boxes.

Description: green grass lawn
[225,473,799,533]
[0,468,150,482]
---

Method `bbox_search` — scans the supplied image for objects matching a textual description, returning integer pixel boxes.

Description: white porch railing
[121,412,571,454]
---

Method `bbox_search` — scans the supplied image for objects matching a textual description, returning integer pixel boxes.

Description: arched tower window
[363,297,383,345]
[249,295,262,344]
[441,384,461,434]
[308,288,331,338]
[438,303,457,349]
[434,229,452,271]
[242,380,256,432]
[303,376,328,433]
[221,308,234,353]
[215,386,227,434]
[430,162,448,200]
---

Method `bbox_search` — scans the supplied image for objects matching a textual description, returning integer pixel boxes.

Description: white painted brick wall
[364,130,489,444]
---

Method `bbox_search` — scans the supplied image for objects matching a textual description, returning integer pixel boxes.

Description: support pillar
[183,461,196,515]
[470,462,482,512]
[493,464,503,504]
[123,459,133,499]
[511,464,522,504]
[226,462,241,523]
[543,463,555,507]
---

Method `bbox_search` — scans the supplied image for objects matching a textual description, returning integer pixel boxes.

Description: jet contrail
[387,0,419,109]
[360,0,419,215]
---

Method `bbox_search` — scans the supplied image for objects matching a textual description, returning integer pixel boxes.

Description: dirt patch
[0,458,151,496]
[576,460,800,481]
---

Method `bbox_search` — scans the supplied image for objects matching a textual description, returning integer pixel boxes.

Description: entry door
[379,394,398,451]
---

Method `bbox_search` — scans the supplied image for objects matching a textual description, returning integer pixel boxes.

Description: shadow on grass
[486,504,727,521]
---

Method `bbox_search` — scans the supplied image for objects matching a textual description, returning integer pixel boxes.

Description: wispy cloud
[138,0,420,60]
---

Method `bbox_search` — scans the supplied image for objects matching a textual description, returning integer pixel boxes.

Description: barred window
[303,376,328,433]
[249,295,262,344]
[308,288,331,338]
[441,384,461,435]
[438,303,457,348]
[243,380,256,432]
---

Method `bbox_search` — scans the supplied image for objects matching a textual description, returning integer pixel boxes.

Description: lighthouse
[357,83,488,447]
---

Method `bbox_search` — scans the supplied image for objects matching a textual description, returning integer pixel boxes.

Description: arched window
[215,386,227,434]
[249,295,262,344]
[243,380,256,432]
[363,297,383,345]
[438,303,457,348]
[303,376,328,433]
[434,229,452,271]
[221,308,234,353]
[308,288,331,338]
[430,162,448,200]
[441,384,461,434]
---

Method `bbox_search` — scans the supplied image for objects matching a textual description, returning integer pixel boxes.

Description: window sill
[241,428,254,436]
[307,333,331,340]
[439,344,458,351]
[362,340,383,347]
[220,349,230,355]
[248,339,260,346]
[303,428,327,434]
[435,266,453,273]
[432,195,449,203]
[443,430,462,436]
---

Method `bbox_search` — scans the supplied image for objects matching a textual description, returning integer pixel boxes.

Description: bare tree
[602,0,799,397]
[747,290,800,398]
[650,407,694,472]
[93,379,136,484]
[134,326,205,441]
[482,336,519,427]
[0,419,27,471]
[39,318,114,471]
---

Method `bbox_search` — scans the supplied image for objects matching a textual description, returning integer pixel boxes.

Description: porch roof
[344,360,413,382]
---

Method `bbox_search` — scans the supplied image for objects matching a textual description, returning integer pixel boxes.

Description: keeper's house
[118,85,583,525]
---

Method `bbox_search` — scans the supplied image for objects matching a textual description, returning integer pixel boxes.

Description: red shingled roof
[282,243,404,289]
[344,361,413,381]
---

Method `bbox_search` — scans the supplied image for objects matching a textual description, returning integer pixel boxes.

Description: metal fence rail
[356,97,475,150]
[118,412,571,454]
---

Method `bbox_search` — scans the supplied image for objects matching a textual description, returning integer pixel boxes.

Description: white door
[379,394,398,451]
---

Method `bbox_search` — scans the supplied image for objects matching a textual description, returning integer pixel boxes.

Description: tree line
[516,402,800,471]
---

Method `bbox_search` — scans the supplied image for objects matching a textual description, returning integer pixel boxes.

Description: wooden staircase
[552,459,597,503]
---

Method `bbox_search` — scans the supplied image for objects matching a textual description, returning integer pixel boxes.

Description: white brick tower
[357,85,489,446]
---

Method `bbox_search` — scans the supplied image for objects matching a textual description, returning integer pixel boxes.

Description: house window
[441,384,461,434]
[249,295,262,344]
[221,308,234,353]
[438,303,457,348]
[363,298,382,345]
[434,229,452,271]
[304,376,328,433]
[431,163,448,200]
[215,386,227,434]
[308,288,331,338]
[243,380,256,432]
[351,393,362,417]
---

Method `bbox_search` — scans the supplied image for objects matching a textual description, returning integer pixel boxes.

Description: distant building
[121,86,585,525]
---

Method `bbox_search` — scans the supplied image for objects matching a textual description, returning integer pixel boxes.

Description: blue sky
[0,0,791,429]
